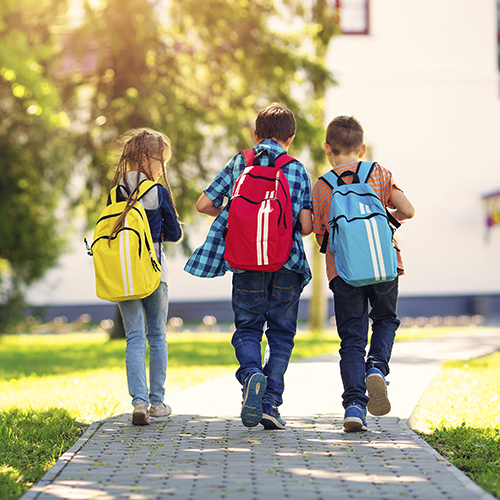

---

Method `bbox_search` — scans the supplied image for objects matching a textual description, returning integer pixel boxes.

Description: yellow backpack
[86,180,161,302]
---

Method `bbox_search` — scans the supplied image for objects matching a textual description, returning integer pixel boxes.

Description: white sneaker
[149,403,172,417]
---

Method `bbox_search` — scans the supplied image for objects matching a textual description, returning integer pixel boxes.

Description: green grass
[412,351,500,499]
[0,328,340,499]
[0,409,85,500]
[1,325,498,500]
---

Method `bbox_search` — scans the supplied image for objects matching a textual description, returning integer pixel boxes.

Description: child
[311,116,415,432]
[110,128,182,426]
[185,103,313,430]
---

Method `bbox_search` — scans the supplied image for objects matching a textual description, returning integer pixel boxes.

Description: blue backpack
[320,162,400,287]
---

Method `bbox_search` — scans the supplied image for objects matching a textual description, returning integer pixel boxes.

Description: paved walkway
[21,331,500,500]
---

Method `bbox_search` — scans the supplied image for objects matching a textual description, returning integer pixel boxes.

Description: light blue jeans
[117,282,168,407]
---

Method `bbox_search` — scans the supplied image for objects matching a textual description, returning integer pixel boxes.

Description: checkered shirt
[184,139,312,288]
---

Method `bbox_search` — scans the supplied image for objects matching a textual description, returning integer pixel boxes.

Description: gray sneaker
[241,373,267,427]
[149,403,172,417]
[132,402,150,425]
[365,367,391,416]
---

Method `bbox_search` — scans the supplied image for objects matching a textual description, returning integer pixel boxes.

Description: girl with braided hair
[109,128,182,425]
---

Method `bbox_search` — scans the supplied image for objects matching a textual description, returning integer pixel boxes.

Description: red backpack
[224,148,295,272]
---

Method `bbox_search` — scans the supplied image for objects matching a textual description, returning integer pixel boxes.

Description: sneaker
[149,403,172,417]
[241,373,267,427]
[261,402,286,430]
[365,367,391,416]
[132,402,150,426]
[343,403,368,432]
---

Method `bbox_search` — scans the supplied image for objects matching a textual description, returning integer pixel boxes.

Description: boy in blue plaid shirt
[185,103,312,429]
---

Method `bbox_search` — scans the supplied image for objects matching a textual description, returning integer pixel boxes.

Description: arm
[389,187,415,222]
[196,192,222,217]
[298,209,313,236]
[160,188,183,242]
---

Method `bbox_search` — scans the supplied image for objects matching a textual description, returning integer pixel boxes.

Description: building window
[335,0,370,35]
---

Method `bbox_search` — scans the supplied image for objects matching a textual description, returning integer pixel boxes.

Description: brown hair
[254,102,296,143]
[325,116,364,156]
[108,128,177,241]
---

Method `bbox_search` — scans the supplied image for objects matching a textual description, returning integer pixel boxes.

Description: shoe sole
[343,417,368,432]
[366,373,391,416]
[261,413,286,430]
[241,373,267,427]
[132,411,150,426]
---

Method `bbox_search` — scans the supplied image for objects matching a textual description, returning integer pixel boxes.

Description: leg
[143,282,169,406]
[366,277,400,376]
[117,299,149,406]
[364,277,400,416]
[231,272,269,427]
[331,277,370,409]
[262,269,301,407]
[231,272,269,385]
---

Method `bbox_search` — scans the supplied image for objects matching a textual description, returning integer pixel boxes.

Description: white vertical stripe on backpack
[257,199,264,266]
[360,202,385,282]
[256,191,273,267]
[124,218,134,296]
[262,192,274,266]
[119,228,129,296]
[370,217,387,281]
[363,219,380,281]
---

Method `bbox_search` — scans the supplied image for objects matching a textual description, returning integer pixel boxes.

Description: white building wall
[325,0,500,296]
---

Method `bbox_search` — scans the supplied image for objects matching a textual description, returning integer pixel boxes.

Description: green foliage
[65,0,335,231]
[0,0,337,329]
[0,408,85,500]
[0,0,79,328]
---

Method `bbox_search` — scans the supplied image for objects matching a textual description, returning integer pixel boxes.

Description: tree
[0,0,80,328]
[0,0,337,331]
[65,0,333,226]
[67,0,336,334]
[308,0,338,331]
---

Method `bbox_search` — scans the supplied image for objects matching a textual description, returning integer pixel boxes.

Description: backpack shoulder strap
[136,179,157,200]
[241,149,255,167]
[357,161,377,183]
[319,170,337,189]
[275,153,295,169]
[109,186,119,204]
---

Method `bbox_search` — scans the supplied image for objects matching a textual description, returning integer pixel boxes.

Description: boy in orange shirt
[312,116,415,432]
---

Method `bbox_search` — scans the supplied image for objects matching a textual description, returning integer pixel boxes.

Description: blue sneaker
[261,402,286,430]
[365,367,391,416]
[241,373,267,427]
[343,403,368,432]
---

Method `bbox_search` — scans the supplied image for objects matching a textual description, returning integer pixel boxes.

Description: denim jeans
[117,282,168,407]
[330,276,400,409]
[231,269,302,407]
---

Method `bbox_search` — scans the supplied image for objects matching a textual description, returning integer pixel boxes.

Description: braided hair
[108,128,177,241]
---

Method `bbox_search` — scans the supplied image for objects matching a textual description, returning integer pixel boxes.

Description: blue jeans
[330,276,400,409]
[231,269,302,407]
[118,282,168,407]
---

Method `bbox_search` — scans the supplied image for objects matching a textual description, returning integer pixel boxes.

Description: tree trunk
[109,306,126,339]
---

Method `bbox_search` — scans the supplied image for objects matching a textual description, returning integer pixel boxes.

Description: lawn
[1,325,499,499]
[411,350,500,499]
[0,327,341,499]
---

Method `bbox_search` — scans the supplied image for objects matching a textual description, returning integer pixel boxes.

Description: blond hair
[108,128,177,241]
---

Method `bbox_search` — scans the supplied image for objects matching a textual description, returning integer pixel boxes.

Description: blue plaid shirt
[184,139,312,288]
